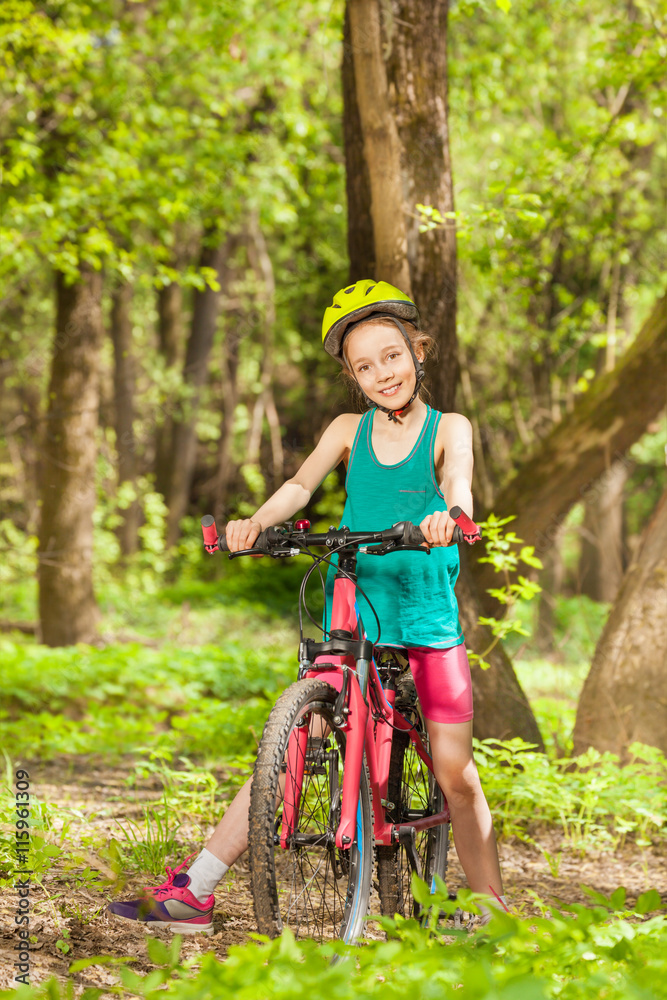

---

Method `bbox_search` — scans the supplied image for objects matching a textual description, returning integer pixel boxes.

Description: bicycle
[201,507,482,944]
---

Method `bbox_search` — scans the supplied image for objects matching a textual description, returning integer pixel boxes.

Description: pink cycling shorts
[407,642,474,724]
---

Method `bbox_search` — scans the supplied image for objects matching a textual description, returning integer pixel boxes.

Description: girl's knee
[438,759,482,807]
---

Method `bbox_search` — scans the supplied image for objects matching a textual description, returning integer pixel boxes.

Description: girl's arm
[421,413,474,547]
[225,414,358,551]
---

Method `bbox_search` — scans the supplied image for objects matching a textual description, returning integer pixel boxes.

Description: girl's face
[344,322,423,409]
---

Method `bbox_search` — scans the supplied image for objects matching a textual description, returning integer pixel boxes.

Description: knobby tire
[248,679,374,944]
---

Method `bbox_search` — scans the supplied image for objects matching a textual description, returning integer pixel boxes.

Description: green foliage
[3,886,667,1000]
[0,634,294,760]
[469,513,543,669]
[474,737,667,852]
[311,471,346,530]
[114,794,182,876]
[442,0,667,482]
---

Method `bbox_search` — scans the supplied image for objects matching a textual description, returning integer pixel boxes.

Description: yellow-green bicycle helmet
[322,279,424,423]
[322,278,420,359]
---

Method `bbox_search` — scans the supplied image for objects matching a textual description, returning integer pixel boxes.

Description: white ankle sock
[186,848,230,903]
[479,893,510,924]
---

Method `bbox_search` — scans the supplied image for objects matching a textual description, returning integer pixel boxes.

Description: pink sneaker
[107,853,214,935]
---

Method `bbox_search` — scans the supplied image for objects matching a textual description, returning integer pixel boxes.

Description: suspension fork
[334,666,369,849]
[280,713,310,849]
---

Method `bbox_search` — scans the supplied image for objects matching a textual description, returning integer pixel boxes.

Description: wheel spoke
[250,686,370,944]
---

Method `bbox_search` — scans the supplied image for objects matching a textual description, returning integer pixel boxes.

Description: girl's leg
[203,708,331,867]
[204,776,252,865]
[426,717,504,899]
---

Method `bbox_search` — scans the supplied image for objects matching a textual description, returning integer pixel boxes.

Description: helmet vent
[332,303,341,308]
[364,284,376,295]
[344,286,355,293]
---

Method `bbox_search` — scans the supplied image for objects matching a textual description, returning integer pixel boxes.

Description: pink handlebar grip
[201,514,219,551]
[449,505,481,540]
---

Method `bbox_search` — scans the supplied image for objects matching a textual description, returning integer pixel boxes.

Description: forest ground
[1,747,665,992]
[1,570,665,993]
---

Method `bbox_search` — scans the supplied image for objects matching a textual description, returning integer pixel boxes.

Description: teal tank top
[324,405,464,649]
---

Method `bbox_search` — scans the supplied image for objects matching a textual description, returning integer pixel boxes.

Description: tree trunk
[246,212,284,492]
[385,0,541,740]
[342,2,376,280]
[459,344,494,511]
[154,279,183,498]
[38,267,104,646]
[342,0,541,743]
[534,518,567,655]
[573,485,667,760]
[165,233,228,546]
[213,324,241,519]
[384,0,458,412]
[457,549,545,748]
[110,281,139,556]
[472,293,667,610]
[348,0,411,291]
[578,458,630,602]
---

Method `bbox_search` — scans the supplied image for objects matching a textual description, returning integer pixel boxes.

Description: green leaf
[68,956,136,973]
[635,888,662,914]
[610,886,627,910]
[146,935,171,966]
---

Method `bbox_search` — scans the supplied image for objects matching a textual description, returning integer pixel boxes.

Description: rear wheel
[248,679,374,944]
[376,672,449,920]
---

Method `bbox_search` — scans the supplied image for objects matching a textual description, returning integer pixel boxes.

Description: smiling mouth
[379,382,402,396]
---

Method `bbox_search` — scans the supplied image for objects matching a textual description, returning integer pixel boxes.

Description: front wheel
[248,679,374,944]
[376,673,449,920]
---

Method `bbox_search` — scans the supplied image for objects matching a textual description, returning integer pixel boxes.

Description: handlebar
[200,508,481,559]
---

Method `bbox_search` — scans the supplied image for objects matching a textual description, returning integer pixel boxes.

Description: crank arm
[397,825,423,880]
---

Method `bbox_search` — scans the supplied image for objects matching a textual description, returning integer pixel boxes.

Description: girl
[107,279,508,935]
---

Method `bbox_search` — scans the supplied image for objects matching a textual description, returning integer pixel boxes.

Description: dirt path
[2,756,666,994]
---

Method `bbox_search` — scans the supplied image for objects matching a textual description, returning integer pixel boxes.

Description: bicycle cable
[292,534,384,647]
[367,677,419,735]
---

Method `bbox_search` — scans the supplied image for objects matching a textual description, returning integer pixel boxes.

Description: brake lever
[228,545,300,560]
[360,542,430,556]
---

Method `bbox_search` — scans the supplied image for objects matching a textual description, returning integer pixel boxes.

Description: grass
[1,562,666,1000]
[2,557,664,897]
[3,884,667,1000]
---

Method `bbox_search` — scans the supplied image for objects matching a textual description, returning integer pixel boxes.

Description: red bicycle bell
[295,519,311,531]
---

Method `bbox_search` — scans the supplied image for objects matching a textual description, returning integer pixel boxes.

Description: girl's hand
[419,510,456,547]
[226,518,263,553]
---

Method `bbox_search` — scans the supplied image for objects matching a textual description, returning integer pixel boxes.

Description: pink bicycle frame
[280,572,450,851]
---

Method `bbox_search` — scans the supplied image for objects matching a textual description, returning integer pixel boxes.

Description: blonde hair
[338,315,437,409]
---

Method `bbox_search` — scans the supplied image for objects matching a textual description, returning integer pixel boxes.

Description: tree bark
[213,324,241,518]
[246,212,283,492]
[342,0,542,743]
[154,279,183,499]
[457,550,545,748]
[38,267,104,646]
[578,458,630,602]
[348,0,411,291]
[472,294,667,610]
[110,281,139,556]
[384,0,458,412]
[384,0,542,740]
[342,2,376,280]
[534,519,567,655]
[165,232,227,546]
[573,485,667,760]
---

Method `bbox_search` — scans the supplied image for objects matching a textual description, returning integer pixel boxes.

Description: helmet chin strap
[342,314,425,423]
